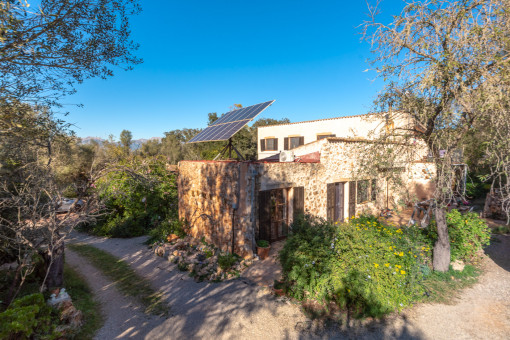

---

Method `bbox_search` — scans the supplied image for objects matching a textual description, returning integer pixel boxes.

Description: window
[357,180,370,204]
[317,134,336,140]
[356,179,377,204]
[260,138,278,151]
[284,136,304,150]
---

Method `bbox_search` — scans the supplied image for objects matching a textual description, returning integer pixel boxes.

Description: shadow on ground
[68,232,426,339]
[485,233,510,273]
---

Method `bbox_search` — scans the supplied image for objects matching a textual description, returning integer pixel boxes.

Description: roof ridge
[258,112,374,129]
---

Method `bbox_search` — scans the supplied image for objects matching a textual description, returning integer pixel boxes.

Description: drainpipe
[231,202,238,254]
[250,166,258,255]
[231,162,242,255]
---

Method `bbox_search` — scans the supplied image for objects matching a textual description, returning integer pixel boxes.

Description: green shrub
[493,225,510,234]
[147,218,186,243]
[91,157,178,238]
[256,240,269,248]
[218,253,238,270]
[0,293,61,340]
[204,249,214,258]
[280,214,428,317]
[465,175,490,199]
[177,262,189,272]
[426,210,490,261]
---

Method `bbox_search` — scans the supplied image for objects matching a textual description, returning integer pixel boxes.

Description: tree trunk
[42,241,65,289]
[432,207,450,272]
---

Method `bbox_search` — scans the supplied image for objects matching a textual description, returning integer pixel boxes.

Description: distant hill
[80,136,162,150]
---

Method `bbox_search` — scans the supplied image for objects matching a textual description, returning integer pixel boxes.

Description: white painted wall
[257,113,412,159]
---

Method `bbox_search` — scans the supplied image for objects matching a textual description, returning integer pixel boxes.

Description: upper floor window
[260,137,278,151]
[317,133,336,140]
[284,136,304,150]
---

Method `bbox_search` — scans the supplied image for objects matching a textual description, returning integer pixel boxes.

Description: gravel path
[67,232,510,340]
[66,249,164,339]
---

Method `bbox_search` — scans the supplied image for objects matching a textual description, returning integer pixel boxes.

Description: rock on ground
[67,232,510,340]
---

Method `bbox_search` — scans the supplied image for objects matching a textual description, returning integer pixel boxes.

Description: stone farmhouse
[178,112,435,258]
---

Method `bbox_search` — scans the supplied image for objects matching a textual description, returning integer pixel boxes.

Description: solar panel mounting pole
[213,138,245,161]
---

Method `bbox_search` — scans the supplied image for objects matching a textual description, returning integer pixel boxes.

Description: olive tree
[361,0,510,271]
[0,0,141,104]
[0,0,142,301]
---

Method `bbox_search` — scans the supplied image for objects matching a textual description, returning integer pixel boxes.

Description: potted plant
[273,280,286,296]
[256,240,270,260]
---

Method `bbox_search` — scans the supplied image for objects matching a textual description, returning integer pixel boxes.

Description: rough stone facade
[178,140,435,258]
[483,190,508,221]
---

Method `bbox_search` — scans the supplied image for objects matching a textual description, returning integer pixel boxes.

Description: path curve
[66,249,164,339]
[67,232,510,339]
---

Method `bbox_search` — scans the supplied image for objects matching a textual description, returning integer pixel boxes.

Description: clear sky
[65,0,404,140]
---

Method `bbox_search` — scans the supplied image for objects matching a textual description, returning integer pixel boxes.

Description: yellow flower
[384,263,390,267]
[347,289,351,292]
[399,252,404,256]
[401,270,406,275]
[374,263,379,268]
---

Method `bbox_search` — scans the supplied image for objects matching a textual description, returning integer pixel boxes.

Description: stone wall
[483,190,508,221]
[178,161,256,258]
[178,140,436,259]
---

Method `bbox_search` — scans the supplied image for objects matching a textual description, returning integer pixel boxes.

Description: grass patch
[492,225,510,235]
[68,243,169,316]
[64,265,103,339]
[419,264,481,304]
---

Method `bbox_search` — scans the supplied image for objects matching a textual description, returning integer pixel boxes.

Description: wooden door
[270,189,288,241]
[258,188,289,243]
[258,190,271,242]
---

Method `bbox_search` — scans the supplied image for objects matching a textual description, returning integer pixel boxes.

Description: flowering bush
[426,209,490,261]
[280,214,430,317]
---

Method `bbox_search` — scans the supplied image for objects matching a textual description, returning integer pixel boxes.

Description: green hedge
[280,211,490,318]
[0,294,61,340]
[426,210,491,261]
[280,215,430,317]
[84,157,179,238]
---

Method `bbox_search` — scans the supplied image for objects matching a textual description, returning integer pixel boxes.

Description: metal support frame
[214,138,245,161]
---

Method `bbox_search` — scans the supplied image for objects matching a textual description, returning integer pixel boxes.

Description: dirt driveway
[67,231,510,339]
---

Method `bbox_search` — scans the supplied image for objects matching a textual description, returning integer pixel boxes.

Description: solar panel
[210,100,274,126]
[188,100,275,143]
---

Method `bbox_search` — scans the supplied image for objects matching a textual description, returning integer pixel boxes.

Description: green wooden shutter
[284,137,289,150]
[260,139,265,152]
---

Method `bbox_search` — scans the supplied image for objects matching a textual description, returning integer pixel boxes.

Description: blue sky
[65,0,404,139]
